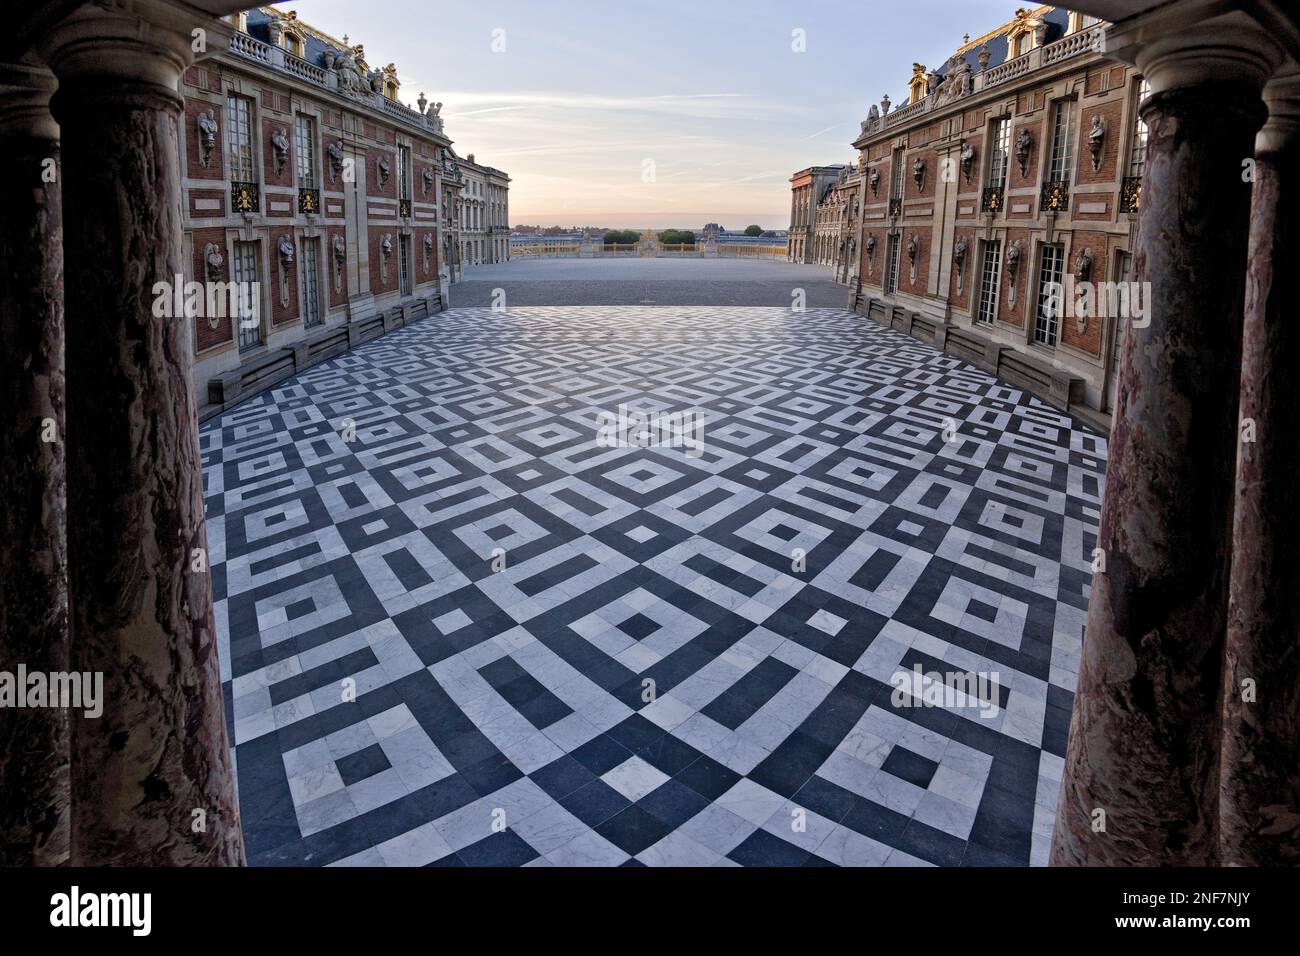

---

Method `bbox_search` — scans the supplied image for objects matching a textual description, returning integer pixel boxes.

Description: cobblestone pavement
[448,258,848,307]
[207,306,1104,867]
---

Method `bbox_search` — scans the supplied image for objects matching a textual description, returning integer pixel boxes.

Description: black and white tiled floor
[202,306,1107,866]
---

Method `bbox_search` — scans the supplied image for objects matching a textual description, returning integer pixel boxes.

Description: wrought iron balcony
[230,180,260,215]
[888,197,902,219]
[1119,176,1142,214]
[980,186,1004,214]
[297,187,320,215]
[1041,179,1070,214]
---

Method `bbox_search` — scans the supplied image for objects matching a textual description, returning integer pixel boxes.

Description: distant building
[787,165,848,263]
[455,152,511,267]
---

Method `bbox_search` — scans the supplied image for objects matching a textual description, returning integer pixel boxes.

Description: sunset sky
[278,0,1032,229]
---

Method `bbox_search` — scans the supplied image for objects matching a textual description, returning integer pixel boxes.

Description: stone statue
[427,101,444,133]
[1015,127,1033,178]
[1006,239,1022,278]
[906,234,920,284]
[865,233,876,258]
[865,103,880,132]
[380,233,392,258]
[197,109,218,168]
[332,234,346,265]
[367,69,385,95]
[912,157,926,192]
[1075,247,1093,283]
[953,235,968,273]
[422,166,434,195]
[277,235,294,264]
[270,126,289,175]
[1006,239,1023,309]
[203,243,224,282]
[960,141,975,183]
[1089,115,1106,171]
[332,45,368,98]
[377,154,390,185]
[417,92,427,114]
[327,140,345,182]
[869,167,880,197]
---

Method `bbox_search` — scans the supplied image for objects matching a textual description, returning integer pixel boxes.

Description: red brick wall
[1076,99,1124,187]
[903,233,928,294]
[418,228,438,280]
[262,119,293,188]
[949,226,975,313]
[907,148,936,200]
[184,100,223,181]
[998,228,1030,329]
[1061,230,1109,356]
[1011,118,1043,189]
[861,230,882,288]
[188,188,225,219]
[191,227,232,353]
[328,229,349,308]
[367,147,396,199]
[271,235,300,326]
[369,226,394,293]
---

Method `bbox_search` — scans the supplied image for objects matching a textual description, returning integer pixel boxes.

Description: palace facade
[851,6,1134,425]
[786,164,846,265]
[182,7,509,418]
[456,154,511,268]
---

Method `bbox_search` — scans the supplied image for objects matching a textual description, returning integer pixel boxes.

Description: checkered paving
[202,306,1106,866]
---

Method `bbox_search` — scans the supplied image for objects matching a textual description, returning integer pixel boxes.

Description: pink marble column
[0,60,70,866]
[1052,19,1282,866]
[1221,69,1300,867]
[41,1,244,865]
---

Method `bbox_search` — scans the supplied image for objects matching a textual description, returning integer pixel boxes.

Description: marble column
[1221,68,1300,867]
[40,1,244,865]
[0,60,70,867]
[1052,18,1283,866]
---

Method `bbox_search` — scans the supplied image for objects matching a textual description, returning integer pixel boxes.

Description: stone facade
[179,8,508,411]
[457,153,511,268]
[786,164,846,264]
[851,6,1141,420]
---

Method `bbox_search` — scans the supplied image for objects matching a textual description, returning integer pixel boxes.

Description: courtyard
[449,257,847,307]
[205,305,1105,866]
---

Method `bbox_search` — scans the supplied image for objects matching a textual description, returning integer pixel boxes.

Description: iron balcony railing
[297,187,320,215]
[1041,179,1071,214]
[981,186,1004,214]
[230,180,260,215]
[1119,176,1142,214]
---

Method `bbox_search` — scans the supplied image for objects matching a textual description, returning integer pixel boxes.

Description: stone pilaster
[1221,67,1300,867]
[0,60,70,867]
[1052,15,1283,866]
[40,0,244,865]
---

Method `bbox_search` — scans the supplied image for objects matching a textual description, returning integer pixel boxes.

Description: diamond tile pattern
[203,306,1106,867]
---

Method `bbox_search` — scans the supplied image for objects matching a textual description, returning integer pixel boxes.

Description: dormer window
[229,12,248,33]
[1069,12,1100,34]
[284,32,304,58]
[385,81,399,99]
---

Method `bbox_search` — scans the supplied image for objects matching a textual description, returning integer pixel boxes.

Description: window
[300,238,321,328]
[1034,244,1065,347]
[884,234,901,296]
[1128,79,1151,178]
[232,241,262,350]
[226,94,255,182]
[397,145,412,200]
[988,118,1010,189]
[398,234,411,295]
[888,150,904,200]
[977,240,1002,325]
[294,114,316,188]
[1048,100,1073,183]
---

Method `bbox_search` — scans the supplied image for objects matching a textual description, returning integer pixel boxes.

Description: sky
[276,0,1035,229]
